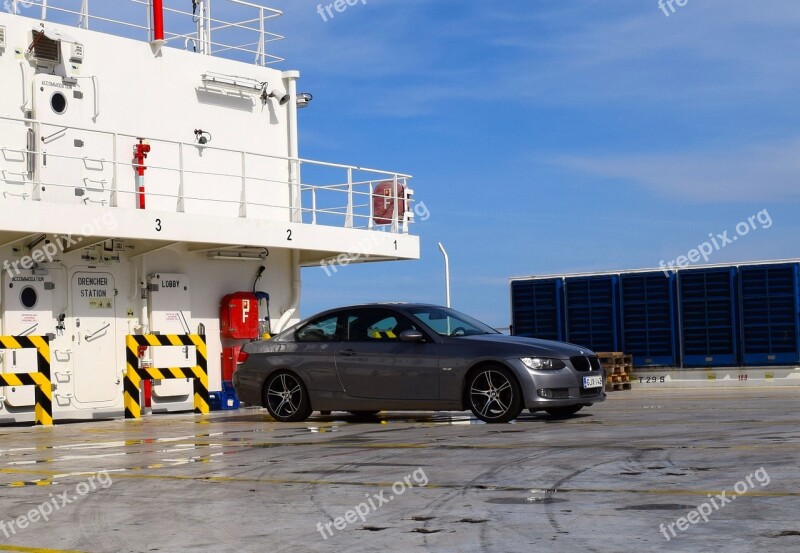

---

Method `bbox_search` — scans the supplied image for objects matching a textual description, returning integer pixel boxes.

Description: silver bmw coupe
[233,304,606,423]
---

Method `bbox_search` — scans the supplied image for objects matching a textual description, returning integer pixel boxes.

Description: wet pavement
[0,388,799,552]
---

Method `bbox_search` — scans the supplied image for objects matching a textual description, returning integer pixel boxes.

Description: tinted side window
[345,309,419,342]
[295,314,341,342]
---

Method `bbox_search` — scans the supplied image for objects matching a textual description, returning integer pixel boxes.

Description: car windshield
[407,306,499,337]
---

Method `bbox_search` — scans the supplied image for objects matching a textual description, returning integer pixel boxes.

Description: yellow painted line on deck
[0,546,88,553]
[0,467,797,498]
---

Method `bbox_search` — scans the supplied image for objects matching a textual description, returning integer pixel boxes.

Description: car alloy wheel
[467,366,523,423]
[263,371,312,422]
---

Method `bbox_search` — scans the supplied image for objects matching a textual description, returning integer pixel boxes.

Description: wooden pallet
[599,353,633,391]
[606,381,633,392]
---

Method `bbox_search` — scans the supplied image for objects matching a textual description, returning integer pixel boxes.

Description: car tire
[262,371,313,422]
[466,365,523,423]
[545,405,583,418]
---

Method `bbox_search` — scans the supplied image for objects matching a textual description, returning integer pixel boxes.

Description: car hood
[453,334,594,358]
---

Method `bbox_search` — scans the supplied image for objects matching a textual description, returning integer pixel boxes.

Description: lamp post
[437,242,451,308]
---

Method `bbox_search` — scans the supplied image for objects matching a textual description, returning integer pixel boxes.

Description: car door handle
[338,349,358,357]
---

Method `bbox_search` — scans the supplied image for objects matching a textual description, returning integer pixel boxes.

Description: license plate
[583,376,603,389]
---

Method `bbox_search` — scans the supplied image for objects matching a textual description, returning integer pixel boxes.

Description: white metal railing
[0,114,416,234]
[6,0,285,66]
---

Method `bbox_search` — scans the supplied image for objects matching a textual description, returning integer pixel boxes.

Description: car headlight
[520,357,566,370]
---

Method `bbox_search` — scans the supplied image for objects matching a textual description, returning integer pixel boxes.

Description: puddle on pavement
[617,504,697,511]
[487,496,567,505]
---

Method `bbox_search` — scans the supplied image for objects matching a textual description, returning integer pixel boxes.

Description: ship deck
[0,388,798,552]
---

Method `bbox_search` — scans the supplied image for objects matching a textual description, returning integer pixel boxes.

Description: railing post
[257,8,266,66]
[290,159,302,223]
[110,133,118,207]
[205,0,213,56]
[177,142,185,212]
[391,174,399,234]
[368,182,374,229]
[345,167,353,228]
[79,0,89,29]
[147,0,153,41]
[239,151,247,218]
[311,189,317,225]
[40,0,47,19]
[196,0,206,55]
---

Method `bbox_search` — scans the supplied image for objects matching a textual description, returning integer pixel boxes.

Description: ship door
[148,274,194,405]
[1,275,55,409]
[71,272,118,404]
[33,74,103,205]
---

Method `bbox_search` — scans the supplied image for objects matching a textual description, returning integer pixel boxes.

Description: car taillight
[237,350,249,364]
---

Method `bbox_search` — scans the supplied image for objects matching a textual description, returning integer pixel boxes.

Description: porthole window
[20,286,38,310]
[51,92,67,115]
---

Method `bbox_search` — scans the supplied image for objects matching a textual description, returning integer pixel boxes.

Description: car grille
[571,355,602,372]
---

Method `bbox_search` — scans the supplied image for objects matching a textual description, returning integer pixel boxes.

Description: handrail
[9,0,285,66]
[0,115,416,233]
[19,62,29,112]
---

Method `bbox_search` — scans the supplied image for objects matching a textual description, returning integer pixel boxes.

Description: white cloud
[550,138,800,202]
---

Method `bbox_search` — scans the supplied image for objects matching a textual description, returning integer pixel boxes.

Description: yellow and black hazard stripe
[369,330,397,340]
[0,335,52,426]
[124,334,209,419]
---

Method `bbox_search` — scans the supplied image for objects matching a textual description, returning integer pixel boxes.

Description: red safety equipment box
[220,292,259,339]
[373,181,406,225]
[221,345,241,382]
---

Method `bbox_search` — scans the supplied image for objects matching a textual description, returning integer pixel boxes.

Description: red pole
[152,0,164,42]
[134,140,151,210]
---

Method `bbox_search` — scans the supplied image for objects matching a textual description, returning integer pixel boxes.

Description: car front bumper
[506,359,607,409]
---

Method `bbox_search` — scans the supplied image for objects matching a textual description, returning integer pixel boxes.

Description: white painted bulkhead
[0,6,420,423]
[0,241,294,423]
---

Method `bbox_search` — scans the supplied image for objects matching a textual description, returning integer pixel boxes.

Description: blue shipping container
[620,272,677,366]
[739,263,800,365]
[679,267,738,367]
[565,276,620,353]
[510,279,564,341]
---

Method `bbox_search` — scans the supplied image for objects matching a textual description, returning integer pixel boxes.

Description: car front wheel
[467,366,523,423]
[263,371,312,422]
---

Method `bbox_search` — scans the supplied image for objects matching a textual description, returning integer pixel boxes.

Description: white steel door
[71,272,118,404]
[148,274,194,402]
[1,275,55,408]
[34,74,88,205]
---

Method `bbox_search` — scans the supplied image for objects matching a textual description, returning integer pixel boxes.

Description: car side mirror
[399,329,424,343]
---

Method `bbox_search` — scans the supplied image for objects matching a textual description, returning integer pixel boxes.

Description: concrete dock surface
[0,388,799,552]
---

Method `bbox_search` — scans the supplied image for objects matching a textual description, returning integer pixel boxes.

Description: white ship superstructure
[0,0,419,423]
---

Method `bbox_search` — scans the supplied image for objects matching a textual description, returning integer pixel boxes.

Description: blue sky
[22,0,800,327]
[271,0,800,327]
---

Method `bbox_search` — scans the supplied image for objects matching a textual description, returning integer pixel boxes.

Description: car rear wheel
[263,371,312,422]
[467,366,523,423]
[545,405,583,418]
